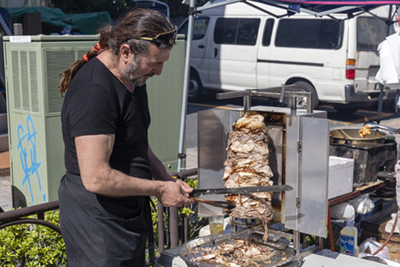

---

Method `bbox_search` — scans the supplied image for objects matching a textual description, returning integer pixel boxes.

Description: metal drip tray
[177,233,295,267]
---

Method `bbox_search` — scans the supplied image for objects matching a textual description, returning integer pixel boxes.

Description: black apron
[59,172,153,267]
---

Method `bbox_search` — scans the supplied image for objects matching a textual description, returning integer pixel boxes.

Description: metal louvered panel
[12,51,21,110]
[46,50,76,115]
[29,51,39,112]
[4,35,100,207]
[20,51,30,111]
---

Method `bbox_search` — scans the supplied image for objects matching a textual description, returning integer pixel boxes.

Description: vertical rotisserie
[222,114,274,239]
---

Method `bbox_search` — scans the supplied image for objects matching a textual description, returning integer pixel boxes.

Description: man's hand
[175,179,193,196]
[157,181,194,207]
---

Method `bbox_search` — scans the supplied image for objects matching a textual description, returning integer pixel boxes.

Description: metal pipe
[0,200,59,223]
[258,84,297,92]
[184,216,188,243]
[169,207,179,248]
[183,176,189,243]
[365,122,400,134]
[177,0,196,172]
[167,169,198,248]
[217,90,251,99]
[286,91,313,114]
[196,0,243,12]
[170,168,197,179]
[157,201,165,252]
[0,218,62,234]
[279,84,286,103]
[217,85,316,114]
[243,95,251,113]
[256,91,282,98]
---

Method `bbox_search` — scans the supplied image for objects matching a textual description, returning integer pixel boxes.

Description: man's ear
[120,43,133,63]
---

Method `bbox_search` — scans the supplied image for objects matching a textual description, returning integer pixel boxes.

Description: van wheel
[293,81,319,110]
[188,72,203,102]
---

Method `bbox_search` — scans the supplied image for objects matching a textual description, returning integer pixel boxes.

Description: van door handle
[198,45,204,48]
[214,48,218,57]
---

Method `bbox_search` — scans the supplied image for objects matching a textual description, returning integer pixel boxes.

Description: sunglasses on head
[133,26,177,48]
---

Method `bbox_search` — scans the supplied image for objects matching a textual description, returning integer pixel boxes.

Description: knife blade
[189,184,293,198]
[191,197,236,209]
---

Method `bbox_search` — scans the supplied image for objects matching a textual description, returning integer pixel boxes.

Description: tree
[51,0,209,20]
[50,0,129,20]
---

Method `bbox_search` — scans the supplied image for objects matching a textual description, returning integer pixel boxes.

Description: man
[58,9,194,266]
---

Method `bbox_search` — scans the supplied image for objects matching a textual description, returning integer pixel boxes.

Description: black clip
[188,7,201,16]
[178,153,187,159]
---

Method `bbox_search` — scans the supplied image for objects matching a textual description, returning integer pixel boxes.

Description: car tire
[293,81,319,110]
[188,71,203,102]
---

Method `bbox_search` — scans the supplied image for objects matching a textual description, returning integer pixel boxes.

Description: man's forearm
[83,166,192,207]
[84,166,164,197]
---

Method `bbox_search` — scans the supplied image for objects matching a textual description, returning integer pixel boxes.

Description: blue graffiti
[17,115,45,204]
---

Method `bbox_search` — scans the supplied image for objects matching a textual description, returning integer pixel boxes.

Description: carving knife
[189,184,293,198]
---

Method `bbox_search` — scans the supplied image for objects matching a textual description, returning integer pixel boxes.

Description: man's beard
[121,56,155,87]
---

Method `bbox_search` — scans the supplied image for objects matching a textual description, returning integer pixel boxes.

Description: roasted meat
[222,114,274,240]
[359,124,371,138]
[188,236,279,267]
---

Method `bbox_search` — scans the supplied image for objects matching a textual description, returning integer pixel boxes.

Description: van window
[275,19,341,49]
[262,18,275,46]
[214,18,260,45]
[357,17,388,51]
[178,17,210,40]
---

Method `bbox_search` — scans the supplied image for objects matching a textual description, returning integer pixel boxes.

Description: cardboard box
[328,156,354,199]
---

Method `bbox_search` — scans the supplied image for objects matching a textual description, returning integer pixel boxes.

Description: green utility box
[4,35,185,208]
[147,35,186,173]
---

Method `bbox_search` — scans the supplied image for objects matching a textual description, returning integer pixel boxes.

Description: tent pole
[171,0,196,249]
[177,0,196,172]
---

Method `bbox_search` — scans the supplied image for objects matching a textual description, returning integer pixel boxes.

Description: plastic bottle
[339,220,358,257]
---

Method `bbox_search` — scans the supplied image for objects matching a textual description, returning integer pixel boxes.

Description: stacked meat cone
[223,114,274,240]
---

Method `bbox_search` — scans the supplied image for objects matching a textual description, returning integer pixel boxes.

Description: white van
[178,2,397,112]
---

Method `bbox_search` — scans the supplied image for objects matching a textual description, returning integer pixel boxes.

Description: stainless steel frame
[197,85,330,255]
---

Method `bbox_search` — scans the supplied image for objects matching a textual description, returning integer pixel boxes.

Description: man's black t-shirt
[61,57,152,180]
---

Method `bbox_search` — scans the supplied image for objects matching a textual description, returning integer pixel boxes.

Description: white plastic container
[340,220,358,257]
[328,156,354,199]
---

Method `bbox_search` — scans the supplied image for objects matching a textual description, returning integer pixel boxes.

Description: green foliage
[51,0,129,20]
[305,235,316,246]
[186,177,198,189]
[0,211,66,267]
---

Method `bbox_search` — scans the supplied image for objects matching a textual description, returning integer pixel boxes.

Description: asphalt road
[185,94,400,149]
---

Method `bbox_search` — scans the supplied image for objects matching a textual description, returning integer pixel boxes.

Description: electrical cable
[372,208,399,256]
